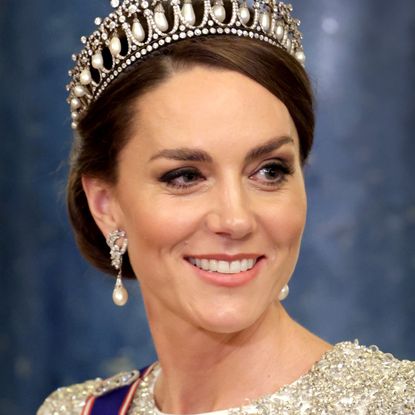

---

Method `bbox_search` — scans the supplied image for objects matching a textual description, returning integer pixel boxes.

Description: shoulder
[319,340,415,412]
[37,370,141,415]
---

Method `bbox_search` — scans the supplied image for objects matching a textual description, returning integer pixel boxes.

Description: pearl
[109,36,122,56]
[71,122,78,129]
[70,97,81,110]
[154,10,169,32]
[74,85,86,97]
[285,37,292,53]
[260,11,271,32]
[239,3,250,24]
[110,0,120,8]
[275,21,284,41]
[132,19,145,42]
[295,50,306,64]
[212,4,226,23]
[71,111,79,120]
[80,69,92,85]
[92,52,104,69]
[113,284,128,306]
[278,284,289,301]
[181,0,196,25]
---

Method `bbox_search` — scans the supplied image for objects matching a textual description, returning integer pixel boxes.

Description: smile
[187,257,259,274]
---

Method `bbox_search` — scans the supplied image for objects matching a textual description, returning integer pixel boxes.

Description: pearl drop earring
[278,284,289,301]
[106,229,129,306]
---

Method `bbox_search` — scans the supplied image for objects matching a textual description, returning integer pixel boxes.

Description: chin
[191,303,269,335]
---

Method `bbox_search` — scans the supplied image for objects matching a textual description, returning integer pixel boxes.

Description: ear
[82,175,122,238]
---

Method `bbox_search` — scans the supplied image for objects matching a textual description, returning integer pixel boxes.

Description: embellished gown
[37,341,415,414]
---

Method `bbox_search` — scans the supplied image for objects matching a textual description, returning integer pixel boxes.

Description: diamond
[129,5,137,14]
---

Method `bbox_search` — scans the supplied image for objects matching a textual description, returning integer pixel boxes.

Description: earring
[278,284,289,301]
[106,229,129,306]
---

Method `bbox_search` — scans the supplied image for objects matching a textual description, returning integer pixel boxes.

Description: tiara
[67,0,305,130]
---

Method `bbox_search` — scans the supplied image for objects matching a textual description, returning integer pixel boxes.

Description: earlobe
[81,176,120,237]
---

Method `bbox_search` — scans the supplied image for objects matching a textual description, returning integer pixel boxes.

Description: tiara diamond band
[67,0,305,130]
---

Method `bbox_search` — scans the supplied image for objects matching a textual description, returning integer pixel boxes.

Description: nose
[205,176,257,240]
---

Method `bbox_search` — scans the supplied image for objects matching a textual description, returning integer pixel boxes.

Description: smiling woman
[38,0,415,414]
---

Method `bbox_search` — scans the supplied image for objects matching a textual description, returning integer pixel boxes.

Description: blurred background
[1,0,414,414]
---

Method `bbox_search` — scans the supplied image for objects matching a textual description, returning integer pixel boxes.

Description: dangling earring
[278,284,289,301]
[106,229,129,306]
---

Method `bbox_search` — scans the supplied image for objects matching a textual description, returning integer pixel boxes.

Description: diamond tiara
[67,0,305,130]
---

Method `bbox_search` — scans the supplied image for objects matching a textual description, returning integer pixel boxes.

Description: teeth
[209,259,218,272]
[188,257,259,274]
[201,259,210,270]
[217,261,229,273]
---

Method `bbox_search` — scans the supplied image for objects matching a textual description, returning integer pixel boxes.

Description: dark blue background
[1,1,414,414]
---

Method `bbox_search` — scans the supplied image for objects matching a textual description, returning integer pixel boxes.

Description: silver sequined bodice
[37,341,415,415]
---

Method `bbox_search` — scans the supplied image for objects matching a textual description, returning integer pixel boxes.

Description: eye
[250,160,294,187]
[159,168,204,190]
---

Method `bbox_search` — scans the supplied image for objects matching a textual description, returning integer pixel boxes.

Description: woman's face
[103,66,307,333]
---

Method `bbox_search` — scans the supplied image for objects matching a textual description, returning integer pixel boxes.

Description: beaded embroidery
[37,341,415,415]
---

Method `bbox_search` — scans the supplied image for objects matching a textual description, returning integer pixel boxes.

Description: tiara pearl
[67,0,306,130]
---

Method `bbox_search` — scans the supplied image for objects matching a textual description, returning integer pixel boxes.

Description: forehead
[129,66,299,154]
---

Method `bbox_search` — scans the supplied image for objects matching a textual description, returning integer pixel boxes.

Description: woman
[38,0,415,413]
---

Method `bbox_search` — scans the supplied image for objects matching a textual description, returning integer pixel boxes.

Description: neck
[143,300,331,414]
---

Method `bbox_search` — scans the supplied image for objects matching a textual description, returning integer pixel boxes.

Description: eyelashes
[158,159,295,191]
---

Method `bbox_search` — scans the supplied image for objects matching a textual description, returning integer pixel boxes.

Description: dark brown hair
[67,29,315,280]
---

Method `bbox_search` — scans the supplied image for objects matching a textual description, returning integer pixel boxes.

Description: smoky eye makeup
[158,167,204,190]
[157,157,295,191]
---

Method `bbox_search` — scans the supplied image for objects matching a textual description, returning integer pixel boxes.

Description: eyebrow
[149,136,294,164]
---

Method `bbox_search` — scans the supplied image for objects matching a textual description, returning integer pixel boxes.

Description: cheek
[265,183,307,247]
[121,195,199,261]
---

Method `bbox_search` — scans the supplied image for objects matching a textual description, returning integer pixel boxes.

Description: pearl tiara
[67,0,305,130]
